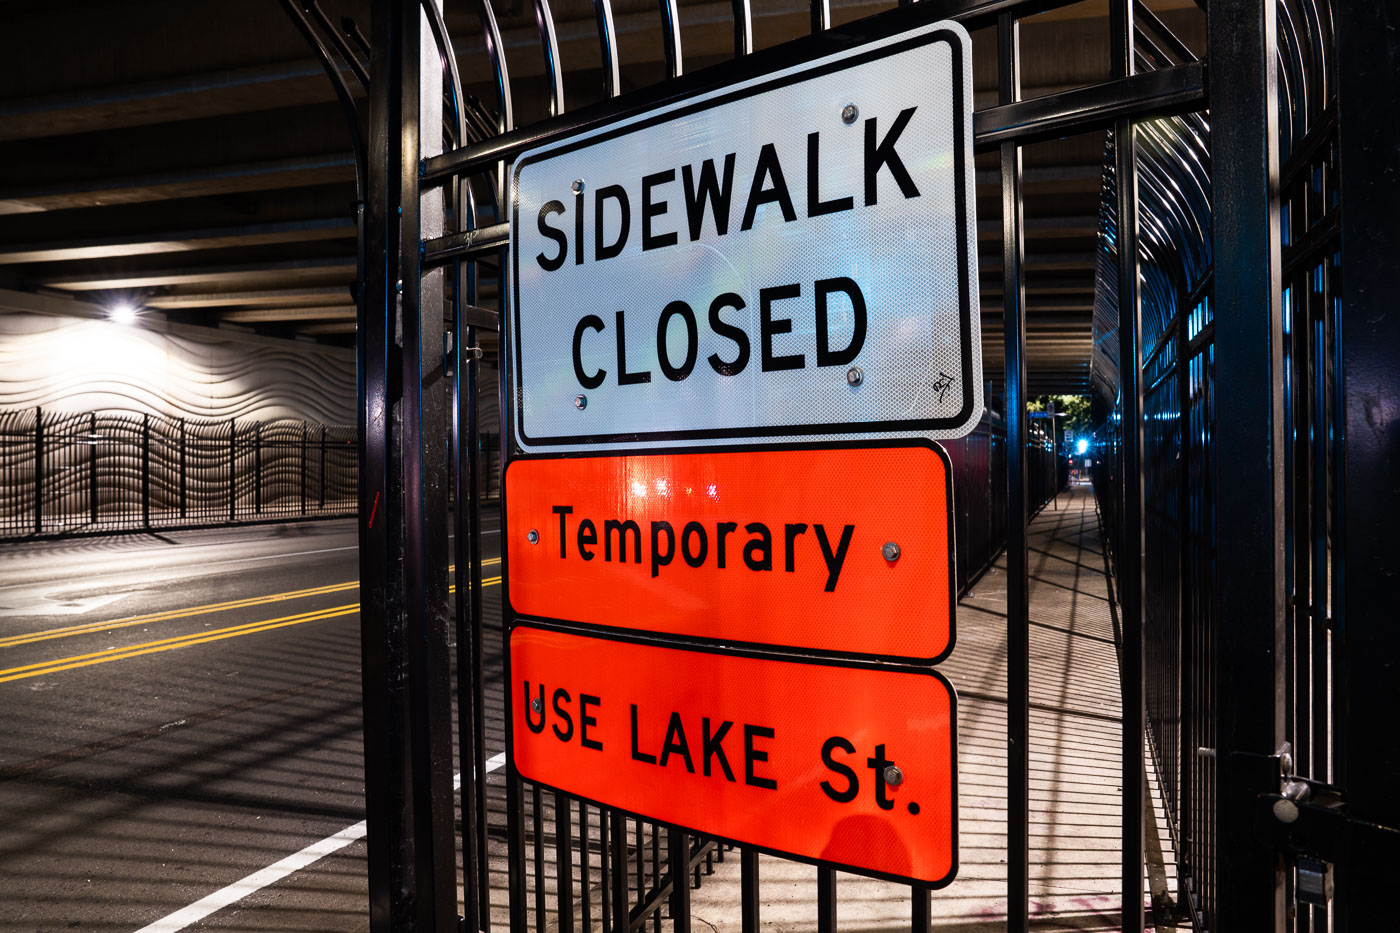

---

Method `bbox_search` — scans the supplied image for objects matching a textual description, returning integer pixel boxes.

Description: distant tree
[1028,395,1092,438]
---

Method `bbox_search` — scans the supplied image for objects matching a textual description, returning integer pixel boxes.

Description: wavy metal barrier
[0,408,357,539]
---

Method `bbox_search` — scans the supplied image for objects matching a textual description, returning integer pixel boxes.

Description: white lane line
[215,545,358,565]
[134,752,508,933]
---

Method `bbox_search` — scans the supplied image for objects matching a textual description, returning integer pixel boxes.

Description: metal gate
[279,0,1400,927]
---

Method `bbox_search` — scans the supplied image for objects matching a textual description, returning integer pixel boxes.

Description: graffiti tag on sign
[509,624,957,886]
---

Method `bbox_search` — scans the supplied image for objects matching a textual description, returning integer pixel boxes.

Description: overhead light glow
[110,301,137,325]
[1076,439,1089,455]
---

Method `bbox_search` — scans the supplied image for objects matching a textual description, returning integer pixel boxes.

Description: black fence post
[33,406,43,534]
[89,411,98,525]
[998,12,1030,931]
[300,422,308,515]
[141,413,151,529]
[1110,0,1145,926]
[319,425,327,509]
[254,422,263,515]
[179,417,187,519]
[229,419,237,522]
[1209,0,1287,927]
[1334,1,1400,926]
[361,2,458,930]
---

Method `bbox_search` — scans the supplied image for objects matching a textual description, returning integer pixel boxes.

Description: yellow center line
[0,558,502,650]
[0,576,501,684]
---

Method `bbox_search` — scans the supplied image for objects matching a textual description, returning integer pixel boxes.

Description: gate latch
[1253,741,1400,908]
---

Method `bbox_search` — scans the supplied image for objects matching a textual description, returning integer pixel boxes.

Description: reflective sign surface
[510,624,957,886]
[505,442,954,662]
[509,20,980,452]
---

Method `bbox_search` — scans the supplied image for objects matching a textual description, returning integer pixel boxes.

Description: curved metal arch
[593,0,623,97]
[732,0,753,56]
[474,0,516,137]
[533,0,567,115]
[278,0,367,202]
[659,0,684,78]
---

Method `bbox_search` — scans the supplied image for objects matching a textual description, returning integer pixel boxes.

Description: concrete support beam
[221,305,356,323]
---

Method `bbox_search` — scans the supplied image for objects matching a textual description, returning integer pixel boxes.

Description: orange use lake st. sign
[504,442,954,662]
[510,624,957,886]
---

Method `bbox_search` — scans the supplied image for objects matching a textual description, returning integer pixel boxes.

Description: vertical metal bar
[730,0,751,57]
[816,867,835,933]
[179,417,187,520]
[740,848,758,933]
[363,2,410,928]
[229,419,236,521]
[912,887,929,933]
[361,2,456,929]
[668,829,691,932]
[300,421,307,515]
[534,785,547,931]
[1176,298,1192,883]
[602,811,614,933]
[651,824,660,933]
[558,791,575,933]
[635,819,644,914]
[581,802,592,932]
[1208,0,1286,927]
[1110,0,1145,928]
[89,411,98,525]
[142,412,151,529]
[33,407,42,534]
[254,422,263,515]
[1308,287,1327,787]
[997,12,1029,933]
[409,2,456,927]
[467,321,491,931]
[320,425,327,509]
[658,0,683,79]
[809,0,828,35]
[1334,0,1400,925]
[452,280,481,933]
[610,812,628,933]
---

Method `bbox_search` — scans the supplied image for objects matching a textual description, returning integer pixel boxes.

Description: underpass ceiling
[0,0,1204,398]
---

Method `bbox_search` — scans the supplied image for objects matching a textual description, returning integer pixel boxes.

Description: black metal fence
[0,408,357,539]
[338,0,1209,926]
[1087,0,1390,928]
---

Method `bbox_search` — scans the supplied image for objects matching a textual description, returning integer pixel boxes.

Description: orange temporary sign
[505,442,954,662]
[510,623,957,886]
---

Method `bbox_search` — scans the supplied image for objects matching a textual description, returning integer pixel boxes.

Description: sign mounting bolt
[571,179,586,194]
[531,697,543,713]
[846,366,864,387]
[842,103,859,124]
[527,529,539,544]
[882,541,901,561]
[574,394,588,410]
[884,765,903,786]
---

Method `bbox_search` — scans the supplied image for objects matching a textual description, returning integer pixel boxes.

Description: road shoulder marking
[133,752,508,933]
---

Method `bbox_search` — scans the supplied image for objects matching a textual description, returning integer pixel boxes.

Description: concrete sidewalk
[680,484,1176,931]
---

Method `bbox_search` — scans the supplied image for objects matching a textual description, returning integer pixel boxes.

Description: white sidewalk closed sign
[508,20,980,452]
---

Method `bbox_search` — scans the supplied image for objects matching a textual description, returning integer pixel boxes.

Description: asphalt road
[0,515,502,932]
